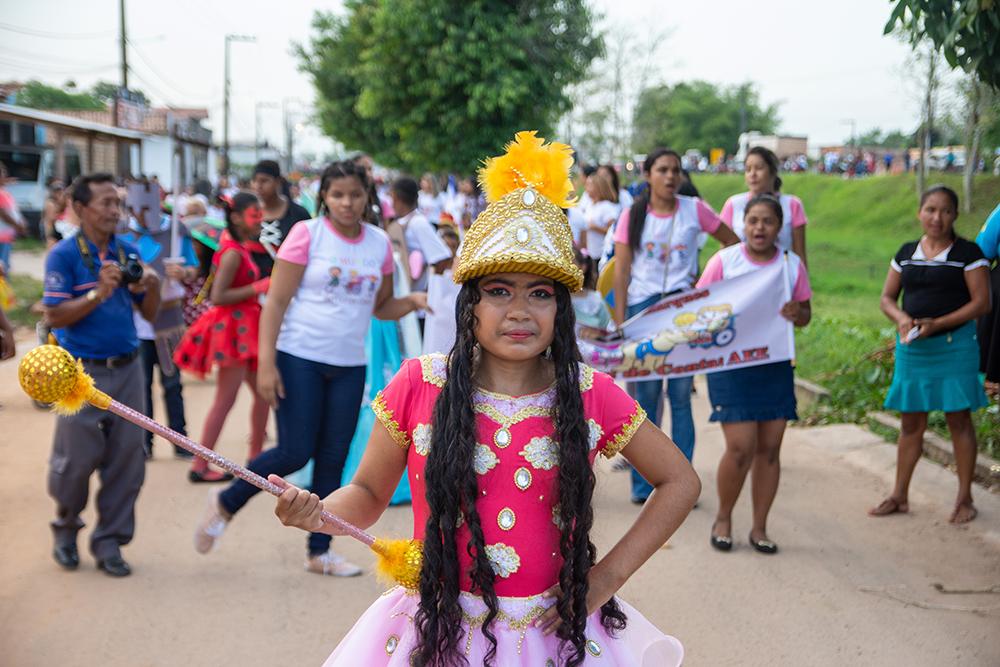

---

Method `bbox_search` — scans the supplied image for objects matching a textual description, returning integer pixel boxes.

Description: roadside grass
[4,274,42,329]
[696,173,1000,457]
[13,237,45,253]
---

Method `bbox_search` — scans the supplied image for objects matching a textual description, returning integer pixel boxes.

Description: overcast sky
[0,0,943,159]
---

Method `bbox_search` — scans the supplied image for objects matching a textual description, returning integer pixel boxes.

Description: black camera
[119,253,144,285]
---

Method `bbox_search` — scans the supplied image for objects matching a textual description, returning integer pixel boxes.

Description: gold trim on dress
[419,353,447,387]
[475,403,553,430]
[579,364,595,392]
[601,402,647,458]
[372,392,409,450]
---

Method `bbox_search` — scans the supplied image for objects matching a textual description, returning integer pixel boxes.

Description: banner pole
[782,251,796,365]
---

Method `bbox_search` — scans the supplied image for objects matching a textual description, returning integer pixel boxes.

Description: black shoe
[173,447,194,460]
[97,555,132,577]
[189,470,235,484]
[749,533,778,555]
[710,522,733,552]
[53,543,80,570]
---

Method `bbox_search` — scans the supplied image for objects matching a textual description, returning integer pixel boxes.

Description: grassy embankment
[697,173,1000,457]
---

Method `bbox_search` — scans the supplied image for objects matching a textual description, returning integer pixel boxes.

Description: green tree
[16,80,104,110]
[90,81,149,107]
[885,0,1000,89]
[631,81,779,154]
[850,128,914,148]
[297,0,602,173]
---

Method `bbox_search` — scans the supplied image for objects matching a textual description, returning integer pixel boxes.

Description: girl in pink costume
[272,132,700,666]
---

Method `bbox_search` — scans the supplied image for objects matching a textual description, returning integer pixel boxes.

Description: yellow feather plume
[478,131,576,208]
[52,361,95,416]
[372,537,423,590]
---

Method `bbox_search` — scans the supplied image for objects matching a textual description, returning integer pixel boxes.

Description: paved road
[9,249,45,281]
[0,332,997,666]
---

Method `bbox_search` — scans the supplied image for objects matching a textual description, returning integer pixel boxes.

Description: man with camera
[42,173,161,578]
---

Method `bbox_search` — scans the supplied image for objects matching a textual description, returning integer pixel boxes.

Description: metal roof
[0,103,146,142]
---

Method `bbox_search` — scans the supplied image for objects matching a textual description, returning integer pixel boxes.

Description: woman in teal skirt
[872,185,991,524]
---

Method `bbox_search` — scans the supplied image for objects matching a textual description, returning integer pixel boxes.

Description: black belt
[79,349,139,369]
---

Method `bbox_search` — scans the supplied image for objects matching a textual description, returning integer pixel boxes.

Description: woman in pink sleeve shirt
[194,161,427,577]
[720,146,809,265]
[698,193,812,556]
[612,148,738,502]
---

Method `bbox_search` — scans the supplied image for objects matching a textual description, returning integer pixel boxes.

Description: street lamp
[255,101,279,161]
[222,33,256,176]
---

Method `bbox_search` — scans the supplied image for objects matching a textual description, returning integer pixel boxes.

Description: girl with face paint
[174,192,272,482]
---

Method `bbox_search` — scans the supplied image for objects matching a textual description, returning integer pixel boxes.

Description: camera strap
[77,233,126,279]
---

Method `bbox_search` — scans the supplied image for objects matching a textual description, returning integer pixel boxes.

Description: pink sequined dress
[325,353,684,666]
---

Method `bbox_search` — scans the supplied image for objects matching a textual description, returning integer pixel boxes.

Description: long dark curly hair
[411,278,627,667]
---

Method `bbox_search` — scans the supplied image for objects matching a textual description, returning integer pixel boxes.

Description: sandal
[868,497,909,517]
[189,470,234,484]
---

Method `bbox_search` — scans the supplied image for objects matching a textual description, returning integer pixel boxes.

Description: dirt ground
[1,329,998,666]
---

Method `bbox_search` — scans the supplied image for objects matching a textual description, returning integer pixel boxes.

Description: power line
[0,56,117,76]
[0,45,113,69]
[0,22,115,40]
[125,38,210,102]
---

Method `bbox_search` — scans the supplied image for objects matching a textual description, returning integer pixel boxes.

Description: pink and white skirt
[322,586,683,666]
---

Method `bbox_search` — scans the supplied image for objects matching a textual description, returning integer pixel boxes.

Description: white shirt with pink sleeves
[697,243,812,302]
[613,194,721,306]
[719,192,808,252]
[276,217,394,366]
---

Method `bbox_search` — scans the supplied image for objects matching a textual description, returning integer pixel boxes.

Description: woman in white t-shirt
[418,173,446,225]
[583,171,620,261]
[195,161,428,577]
[612,148,739,502]
[720,146,809,265]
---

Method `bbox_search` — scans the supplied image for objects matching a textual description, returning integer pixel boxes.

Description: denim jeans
[219,351,366,555]
[626,293,696,500]
[138,338,187,449]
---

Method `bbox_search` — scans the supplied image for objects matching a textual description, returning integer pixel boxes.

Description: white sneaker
[193,489,229,554]
[305,549,363,577]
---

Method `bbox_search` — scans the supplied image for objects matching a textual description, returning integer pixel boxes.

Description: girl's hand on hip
[257,360,285,409]
[535,563,619,636]
[270,475,326,533]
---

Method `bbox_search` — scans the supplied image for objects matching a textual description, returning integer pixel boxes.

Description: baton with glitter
[19,344,422,589]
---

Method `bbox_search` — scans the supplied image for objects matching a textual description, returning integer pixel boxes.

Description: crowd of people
[0,132,997,664]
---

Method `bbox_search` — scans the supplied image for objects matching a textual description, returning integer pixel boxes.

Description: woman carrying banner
[871,185,990,524]
[612,148,738,503]
[720,146,809,266]
[697,194,811,554]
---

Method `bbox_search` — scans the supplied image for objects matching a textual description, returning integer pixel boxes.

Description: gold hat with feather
[453,131,584,292]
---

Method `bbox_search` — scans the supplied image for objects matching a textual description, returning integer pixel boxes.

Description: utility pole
[112,0,129,176]
[282,97,302,174]
[222,34,255,177]
[113,0,128,128]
